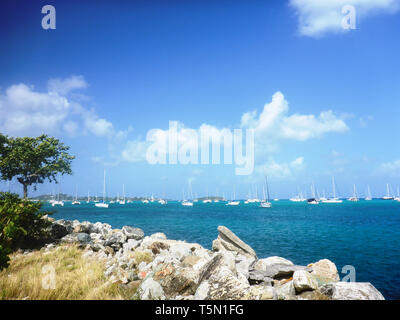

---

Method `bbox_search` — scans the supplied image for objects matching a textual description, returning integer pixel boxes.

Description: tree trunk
[23,184,28,199]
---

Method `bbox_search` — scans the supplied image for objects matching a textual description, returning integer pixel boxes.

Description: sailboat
[86,191,91,204]
[72,185,81,205]
[260,176,272,208]
[382,184,394,200]
[319,189,328,202]
[182,181,194,206]
[226,185,240,206]
[394,187,400,202]
[203,189,212,203]
[95,169,109,208]
[119,184,126,204]
[52,183,64,207]
[307,182,319,205]
[321,177,342,203]
[347,184,359,202]
[365,185,372,201]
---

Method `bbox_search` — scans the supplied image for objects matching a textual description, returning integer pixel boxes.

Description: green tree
[0,192,53,270]
[0,134,75,198]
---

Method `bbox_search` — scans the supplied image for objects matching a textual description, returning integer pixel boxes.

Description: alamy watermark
[145,121,255,175]
[342,5,357,30]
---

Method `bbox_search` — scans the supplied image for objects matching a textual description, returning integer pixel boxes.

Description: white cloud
[289,0,400,37]
[241,91,348,145]
[379,159,400,176]
[47,75,88,95]
[0,83,70,135]
[0,76,120,139]
[254,156,305,179]
[121,140,149,163]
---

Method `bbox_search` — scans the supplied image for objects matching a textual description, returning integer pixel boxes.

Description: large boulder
[248,270,273,286]
[154,263,200,298]
[61,232,91,245]
[47,221,70,240]
[254,256,293,271]
[103,231,127,249]
[73,221,94,234]
[212,226,256,258]
[320,282,385,300]
[122,226,144,240]
[309,259,340,282]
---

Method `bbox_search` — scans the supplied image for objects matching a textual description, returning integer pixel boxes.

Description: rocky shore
[42,218,385,300]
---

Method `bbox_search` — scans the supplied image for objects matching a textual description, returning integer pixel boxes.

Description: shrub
[0,192,52,270]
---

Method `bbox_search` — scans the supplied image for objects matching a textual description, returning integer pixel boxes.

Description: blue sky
[1,0,400,199]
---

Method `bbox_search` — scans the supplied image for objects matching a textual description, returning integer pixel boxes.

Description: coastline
[1,217,385,300]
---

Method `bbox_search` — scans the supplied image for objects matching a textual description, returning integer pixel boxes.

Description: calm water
[44,200,400,300]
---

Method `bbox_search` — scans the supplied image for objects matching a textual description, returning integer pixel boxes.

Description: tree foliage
[0,192,53,270]
[0,134,75,198]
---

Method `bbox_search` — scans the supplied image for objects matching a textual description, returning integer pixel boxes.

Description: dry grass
[0,244,139,300]
[133,250,153,265]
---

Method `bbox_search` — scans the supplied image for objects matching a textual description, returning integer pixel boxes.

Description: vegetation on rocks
[0,192,52,271]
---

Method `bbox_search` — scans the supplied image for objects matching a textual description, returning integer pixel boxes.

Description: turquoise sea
[44,200,400,300]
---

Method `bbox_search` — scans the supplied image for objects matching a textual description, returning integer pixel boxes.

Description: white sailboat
[226,186,240,206]
[382,184,394,200]
[203,189,212,203]
[319,189,328,202]
[95,169,109,208]
[182,182,194,206]
[321,177,342,203]
[365,185,372,201]
[347,184,359,202]
[52,184,64,207]
[394,187,400,202]
[119,184,126,204]
[260,176,272,208]
[86,191,91,204]
[72,185,81,205]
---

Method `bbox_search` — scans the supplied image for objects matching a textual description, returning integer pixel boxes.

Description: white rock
[310,259,340,281]
[235,254,256,278]
[139,277,166,300]
[194,281,210,300]
[254,256,294,271]
[150,232,167,240]
[169,243,192,261]
[293,270,318,293]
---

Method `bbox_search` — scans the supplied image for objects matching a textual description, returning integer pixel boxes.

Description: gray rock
[261,264,310,280]
[212,226,256,258]
[77,233,91,244]
[54,219,74,233]
[254,256,293,271]
[320,282,385,300]
[47,222,70,239]
[235,254,256,279]
[248,270,273,286]
[122,226,144,240]
[104,232,127,249]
